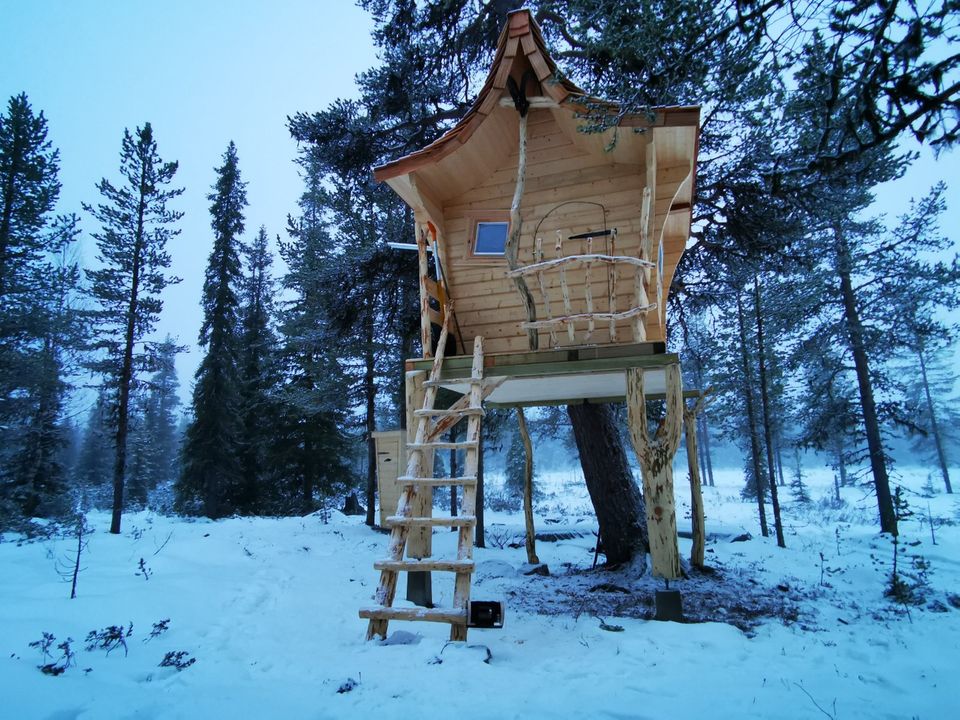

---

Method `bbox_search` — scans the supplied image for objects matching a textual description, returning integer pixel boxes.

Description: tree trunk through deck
[568,402,648,565]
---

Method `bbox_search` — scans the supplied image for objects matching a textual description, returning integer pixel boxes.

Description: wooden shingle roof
[373,9,697,183]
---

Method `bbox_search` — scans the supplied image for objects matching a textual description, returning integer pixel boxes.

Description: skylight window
[474,221,509,256]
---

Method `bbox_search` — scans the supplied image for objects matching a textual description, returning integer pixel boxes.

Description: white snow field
[2,465,957,719]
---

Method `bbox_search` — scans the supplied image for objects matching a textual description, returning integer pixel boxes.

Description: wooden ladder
[361,318,485,642]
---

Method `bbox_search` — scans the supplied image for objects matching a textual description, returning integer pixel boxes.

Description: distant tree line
[0,99,362,533]
[1,1,957,547]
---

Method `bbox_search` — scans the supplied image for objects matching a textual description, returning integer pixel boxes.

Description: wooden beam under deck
[404,343,696,407]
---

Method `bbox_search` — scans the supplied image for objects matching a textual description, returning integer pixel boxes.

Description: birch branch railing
[505,228,658,347]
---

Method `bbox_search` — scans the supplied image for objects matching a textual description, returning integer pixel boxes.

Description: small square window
[474,221,508,255]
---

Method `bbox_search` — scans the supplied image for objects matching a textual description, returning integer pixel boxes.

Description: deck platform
[405,342,697,407]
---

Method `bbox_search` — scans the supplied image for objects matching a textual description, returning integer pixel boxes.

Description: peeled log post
[416,225,433,358]
[516,407,540,565]
[404,371,433,560]
[504,112,539,350]
[626,364,683,580]
[683,396,707,569]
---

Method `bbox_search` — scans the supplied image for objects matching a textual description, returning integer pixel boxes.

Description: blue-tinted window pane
[475,222,508,255]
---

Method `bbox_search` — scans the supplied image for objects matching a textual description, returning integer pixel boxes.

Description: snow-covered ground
[2,464,957,719]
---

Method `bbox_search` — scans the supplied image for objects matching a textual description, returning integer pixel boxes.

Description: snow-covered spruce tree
[287,107,420,526]
[0,94,85,525]
[179,142,246,519]
[236,226,280,514]
[274,203,353,515]
[84,123,182,534]
[143,337,182,499]
[125,391,151,510]
[5,217,83,522]
[502,429,526,512]
[128,337,181,509]
[790,448,811,505]
[73,386,114,509]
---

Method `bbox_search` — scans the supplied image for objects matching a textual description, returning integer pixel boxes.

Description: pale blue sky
[1,2,956,410]
[0,1,377,404]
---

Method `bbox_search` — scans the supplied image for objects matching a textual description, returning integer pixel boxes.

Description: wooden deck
[405,342,698,407]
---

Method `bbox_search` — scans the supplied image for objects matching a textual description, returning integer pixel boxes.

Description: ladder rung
[374,559,475,573]
[386,515,476,527]
[408,441,479,451]
[359,606,467,624]
[397,476,478,487]
[413,407,484,417]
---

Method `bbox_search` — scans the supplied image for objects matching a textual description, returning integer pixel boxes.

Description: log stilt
[516,407,539,565]
[626,363,683,580]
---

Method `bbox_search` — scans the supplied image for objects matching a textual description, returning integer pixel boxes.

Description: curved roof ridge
[373,9,697,182]
[374,9,578,182]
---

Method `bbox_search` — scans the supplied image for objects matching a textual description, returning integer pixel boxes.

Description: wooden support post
[404,370,433,606]
[640,187,652,267]
[516,407,539,565]
[626,363,683,580]
[656,237,664,330]
[634,187,652,342]
[504,112,538,350]
[450,337,485,642]
[683,394,708,570]
[608,228,618,342]
[416,226,433,359]
[584,236,595,342]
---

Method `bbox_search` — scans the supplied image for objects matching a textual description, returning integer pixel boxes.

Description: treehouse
[360,9,703,642]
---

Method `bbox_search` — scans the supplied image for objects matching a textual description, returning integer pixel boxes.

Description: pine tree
[790,448,811,505]
[74,386,114,510]
[274,206,353,515]
[236,227,279,513]
[287,109,420,526]
[0,93,60,304]
[126,336,182,509]
[125,390,151,510]
[5,221,83,520]
[0,95,85,525]
[901,314,959,494]
[84,123,183,534]
[179,142,246,519]
[502,429,527,512]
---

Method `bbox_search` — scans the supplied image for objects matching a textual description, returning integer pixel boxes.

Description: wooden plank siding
[436,107,690,354]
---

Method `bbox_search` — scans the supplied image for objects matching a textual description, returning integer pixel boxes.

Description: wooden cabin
[361,9,702,642]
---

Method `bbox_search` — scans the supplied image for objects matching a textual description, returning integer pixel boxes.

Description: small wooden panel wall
[439,106,690,355]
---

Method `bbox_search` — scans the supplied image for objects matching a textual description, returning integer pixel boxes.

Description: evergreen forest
[1,0,958,551]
